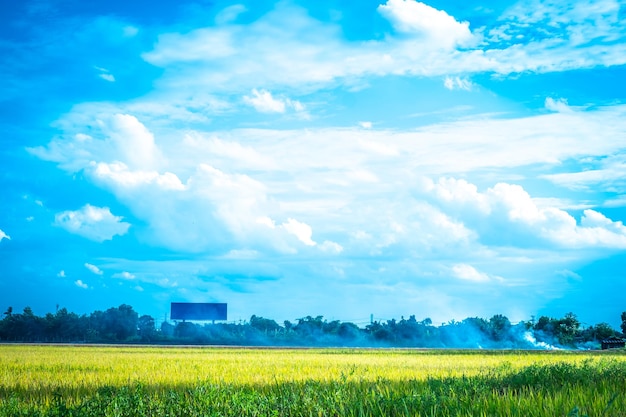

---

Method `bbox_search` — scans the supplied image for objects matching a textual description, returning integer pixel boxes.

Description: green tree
[160,321,175,338]
[592,322,616,341]
[249,315,281,333]
[138,315,156,342]
[337,322,361,340]
[556,312,580,346]
[174,322,198,339]
[91,304,139,341]
[488,314,512,341]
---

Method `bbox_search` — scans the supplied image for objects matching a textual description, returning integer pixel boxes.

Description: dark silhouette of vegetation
[0,305,623,348]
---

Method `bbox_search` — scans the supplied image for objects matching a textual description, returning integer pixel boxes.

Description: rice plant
[1,346,624,416]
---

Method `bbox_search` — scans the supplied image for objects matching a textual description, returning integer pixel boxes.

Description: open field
[1,345,625,416]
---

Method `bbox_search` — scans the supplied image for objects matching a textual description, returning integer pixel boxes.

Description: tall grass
[1,346,624,416]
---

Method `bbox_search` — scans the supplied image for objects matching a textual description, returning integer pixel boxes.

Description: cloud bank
[4,0,626,325]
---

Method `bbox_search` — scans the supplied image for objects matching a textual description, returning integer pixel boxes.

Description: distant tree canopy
[0,305,623,348]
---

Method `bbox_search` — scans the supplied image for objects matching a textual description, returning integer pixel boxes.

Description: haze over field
[1,0,626,327]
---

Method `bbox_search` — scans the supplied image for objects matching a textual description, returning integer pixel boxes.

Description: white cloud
[37,99,626,258]
[95,66,115,82]
[572,209,626,248]
[281,218,316,246]
[429,178,626,249]
[99,73,115,82]
[55,205,131,242]
[542,168,620,191]
[429,177,490,214]
[545,97,572,113]
[90,161,273,252]
[377,0,475,49]
[319,240,344,254]
[27,111,164,173]
[243,89,304,114]
[443,76,473,91]
[258,216,318,249]
[182,134,275,170]
[14,0,626,326]
[452,264,490,283]
[134,0,626,100]
[222,249,260,259]
[91,161,185,190]
[106,114,162,170]
[84,263,103,275]
[113,271,136,280]
[0,229,10,241]
[75,280,88,289]
[215,4,247,25]
[244,89,285,113]
[256,216,324,250]
[57,270,66,278]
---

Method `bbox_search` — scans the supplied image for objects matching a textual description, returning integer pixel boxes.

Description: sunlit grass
[1,345,625,416]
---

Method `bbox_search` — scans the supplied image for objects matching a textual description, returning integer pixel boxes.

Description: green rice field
[1,345,625,416]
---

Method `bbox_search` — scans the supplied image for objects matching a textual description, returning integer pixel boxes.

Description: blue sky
[2,0,626,328]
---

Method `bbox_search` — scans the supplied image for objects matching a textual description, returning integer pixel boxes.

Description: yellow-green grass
[1,345,625,416]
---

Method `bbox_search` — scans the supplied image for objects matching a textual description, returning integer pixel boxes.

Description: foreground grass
[0,346,625,416]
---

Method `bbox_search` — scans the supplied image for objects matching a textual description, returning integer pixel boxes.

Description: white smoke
[523,332,561,350]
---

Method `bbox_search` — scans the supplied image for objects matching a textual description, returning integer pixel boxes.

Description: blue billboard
[170,302,227,321]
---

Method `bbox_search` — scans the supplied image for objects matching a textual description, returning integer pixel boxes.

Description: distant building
[601,337,625,350]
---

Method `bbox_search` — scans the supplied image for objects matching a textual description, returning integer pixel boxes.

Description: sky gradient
[2,0,626,328]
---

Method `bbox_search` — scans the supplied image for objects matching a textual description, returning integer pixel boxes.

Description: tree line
[1,305,625,348]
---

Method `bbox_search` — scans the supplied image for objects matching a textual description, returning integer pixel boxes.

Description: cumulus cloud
[0,229,10,241]
[257,216,318,249]
[90,160,274,252]
[57,270,66,278]
[429,177,626,249]
[281,218,316,246]
[545,97,572,113]
[91,162,185,190]
[27,112,163,173]
[452,264,490,283]
[378,0,475,49]
[84,263,103,275]
[106,114,162,170]
[12,0,626,326]
[243,89,304,113]
[55,205,130,242]
[75,280,88,289]
[35,99,626,259]
[113,271,136,280]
